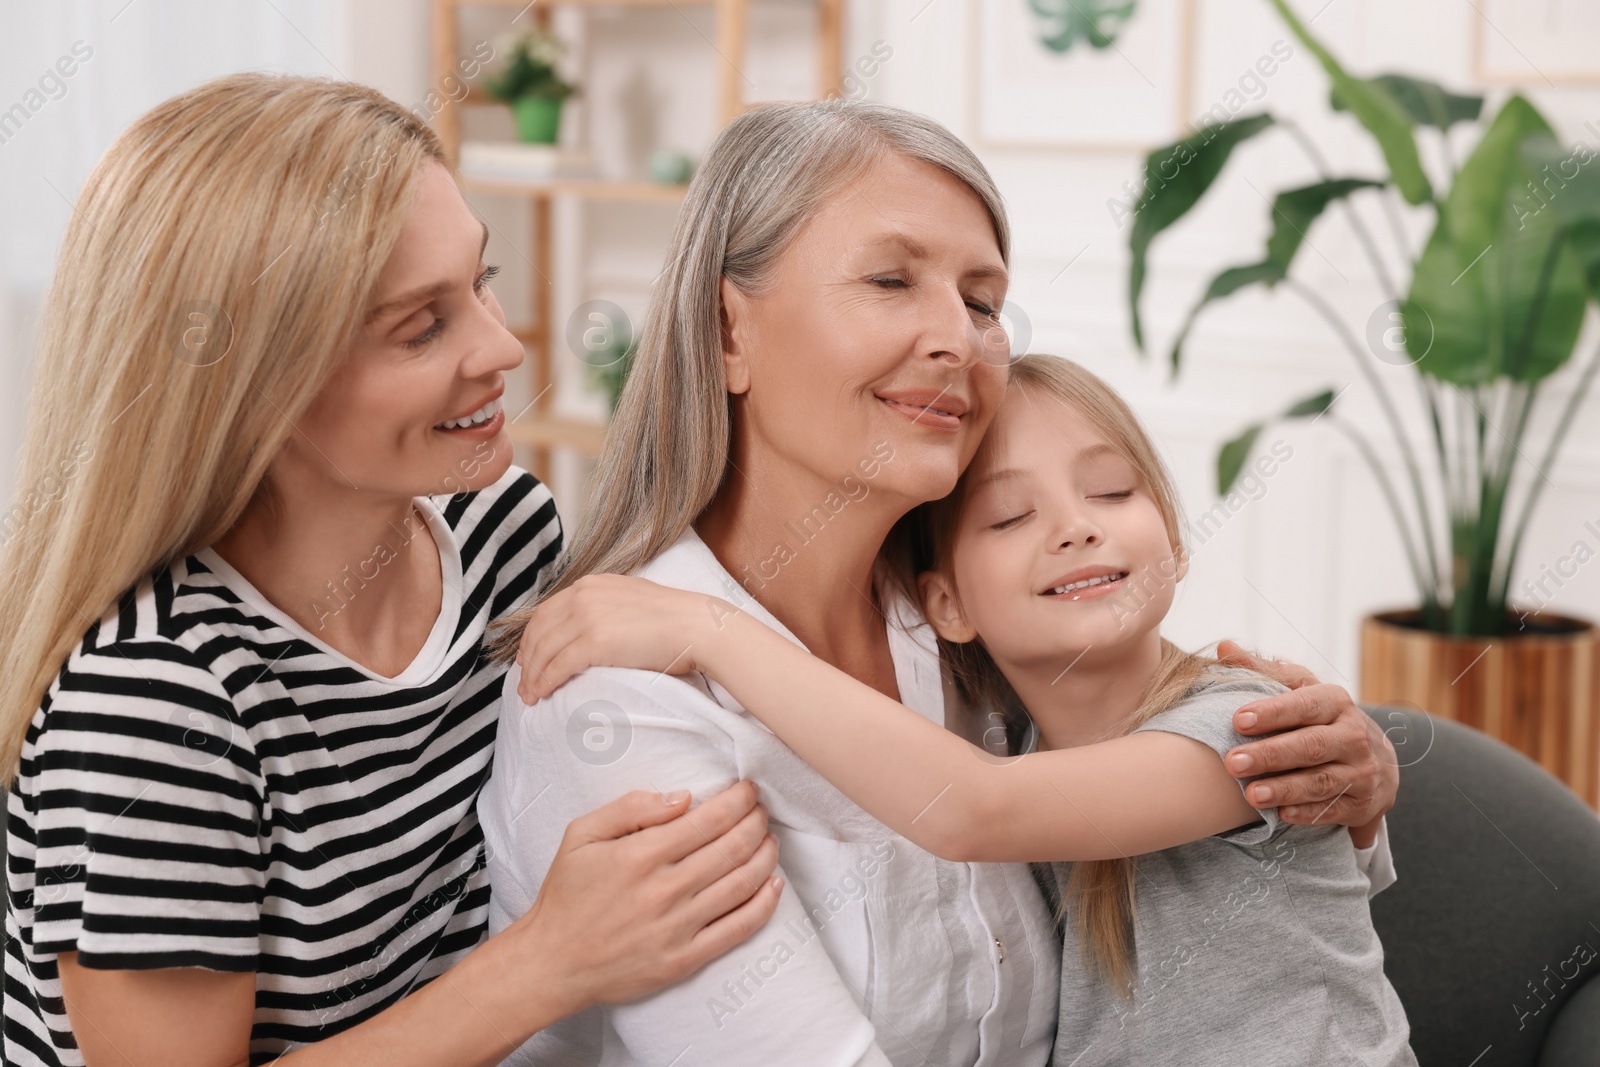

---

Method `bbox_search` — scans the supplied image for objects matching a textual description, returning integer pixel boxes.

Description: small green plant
[485,28,577,102]
[585,339,635,415]
[1128,0,1600,637]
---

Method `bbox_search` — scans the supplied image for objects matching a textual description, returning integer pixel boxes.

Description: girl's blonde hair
[491,98,1008,658]
[885,352,1224,998]
[0,73,447,783]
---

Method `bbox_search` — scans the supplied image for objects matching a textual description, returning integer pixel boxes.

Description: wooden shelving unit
[431,0,844,483]
[456,174,690,203]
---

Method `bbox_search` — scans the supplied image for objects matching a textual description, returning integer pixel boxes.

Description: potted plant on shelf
[1127,0,1600,804]
[584,338,636,416]
[486,28,578,144]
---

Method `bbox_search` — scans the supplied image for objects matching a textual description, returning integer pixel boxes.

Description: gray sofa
[1366,705,1600,1066]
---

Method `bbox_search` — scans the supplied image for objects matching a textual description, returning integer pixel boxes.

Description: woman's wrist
[272,921,581,1067]
[1349,813,1384,851]
[456,912,589,1042]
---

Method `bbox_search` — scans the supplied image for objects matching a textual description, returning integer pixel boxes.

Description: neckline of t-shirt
[195,496,466,688]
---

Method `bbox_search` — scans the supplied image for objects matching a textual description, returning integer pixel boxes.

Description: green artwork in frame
[974,0,1184,148]
[1028,0,1138,54]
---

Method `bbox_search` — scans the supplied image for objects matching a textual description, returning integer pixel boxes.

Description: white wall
[3,0,1597,696]
[0,0,348,507]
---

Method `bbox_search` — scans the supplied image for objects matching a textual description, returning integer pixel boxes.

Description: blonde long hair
[886,353,1225,997]
[491,99,1009,657]
[0,73,446,783]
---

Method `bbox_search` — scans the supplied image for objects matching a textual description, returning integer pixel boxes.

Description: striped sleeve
[28,635,266,971]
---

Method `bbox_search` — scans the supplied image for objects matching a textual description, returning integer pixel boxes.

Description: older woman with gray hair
[479,99,1399,1066]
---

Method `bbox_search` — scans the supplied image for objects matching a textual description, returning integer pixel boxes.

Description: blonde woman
[0,74,783,1067]
[479,100,1401,1066]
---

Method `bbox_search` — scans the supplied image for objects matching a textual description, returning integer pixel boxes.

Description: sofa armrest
[1537,972,1600,1067]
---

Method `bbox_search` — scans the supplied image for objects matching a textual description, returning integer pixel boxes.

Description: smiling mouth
[878,396,963,428]
[435,395,503,431]
[1040,571,1129,598]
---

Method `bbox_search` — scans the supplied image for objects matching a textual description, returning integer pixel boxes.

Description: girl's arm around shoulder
[706,614,1270,861]
[514,577,1267,864]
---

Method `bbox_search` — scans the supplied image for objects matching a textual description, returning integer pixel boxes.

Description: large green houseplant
[1130,0,1600,638]
[1128,0,1600,801]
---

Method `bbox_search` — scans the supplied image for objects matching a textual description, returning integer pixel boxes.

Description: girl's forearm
[699,610,1011,858]
[279,929,578,1067]
[696,611,1261,863]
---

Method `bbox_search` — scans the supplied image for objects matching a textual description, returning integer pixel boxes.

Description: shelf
[435,0,842,485]
[507,413,609,455]
[458,173,689,202]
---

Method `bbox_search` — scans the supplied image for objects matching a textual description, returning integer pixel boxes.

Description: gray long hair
[492,99,1009,658]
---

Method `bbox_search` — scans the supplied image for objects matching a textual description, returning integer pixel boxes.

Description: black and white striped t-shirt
[3,467,560,1067]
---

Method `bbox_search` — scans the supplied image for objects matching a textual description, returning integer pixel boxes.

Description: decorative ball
[649,149,694,185]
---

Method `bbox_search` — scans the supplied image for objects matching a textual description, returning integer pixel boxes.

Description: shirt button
[995,937,1005,962]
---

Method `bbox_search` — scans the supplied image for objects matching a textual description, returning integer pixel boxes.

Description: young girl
[511,353,1416,1065]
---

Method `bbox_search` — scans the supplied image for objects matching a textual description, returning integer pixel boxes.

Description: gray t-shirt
[1032,667,1416,1066]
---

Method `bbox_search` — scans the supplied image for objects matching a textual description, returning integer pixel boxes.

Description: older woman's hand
[1214,640,1399,830]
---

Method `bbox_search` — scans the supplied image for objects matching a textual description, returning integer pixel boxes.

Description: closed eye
[991,511,1030,530]
[1096,490,1134,500]
[403,318,443,350]
[871,276,998,319]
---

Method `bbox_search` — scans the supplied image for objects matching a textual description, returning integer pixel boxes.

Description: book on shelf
[459,141,600,182]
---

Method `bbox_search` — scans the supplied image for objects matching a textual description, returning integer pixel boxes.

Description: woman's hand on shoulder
[506,782,783,1015]
[1212,639,1399,828]
[515,575,743,704]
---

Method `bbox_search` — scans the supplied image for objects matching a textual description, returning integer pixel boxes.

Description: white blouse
[479,524,1062,1066]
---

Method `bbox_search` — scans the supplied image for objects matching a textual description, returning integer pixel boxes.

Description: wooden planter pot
[1360,609,1600,809]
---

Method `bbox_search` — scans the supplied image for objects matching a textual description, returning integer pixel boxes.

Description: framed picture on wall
[1472,0,1600,86]
[968,0,1195,151]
